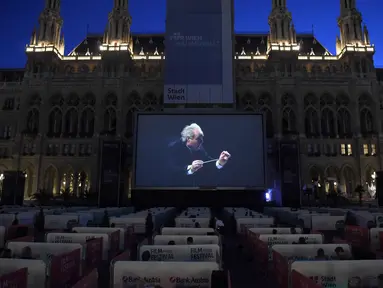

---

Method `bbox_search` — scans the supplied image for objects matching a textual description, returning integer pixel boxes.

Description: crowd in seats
[2,204,383,287]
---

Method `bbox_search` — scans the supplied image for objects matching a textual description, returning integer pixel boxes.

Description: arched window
[125,108,137,138]
[321,108,335,136]
[26,109,39,133]
[104,107,117,133]
[48,108,62,135]
[64,108,78,135]
[337,108,351,136]
[80,108,94,136]
[360,108,374,134]
[282,107,296,134]
[305,108,319,136]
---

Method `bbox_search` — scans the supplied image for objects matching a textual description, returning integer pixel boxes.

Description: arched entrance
[60,166,75,194]
[342,166,355,196]
[23,164,35,198]
[325,166,339,194]
[77,171,90,196]
[366,166,376,198]
[44,165,59,195]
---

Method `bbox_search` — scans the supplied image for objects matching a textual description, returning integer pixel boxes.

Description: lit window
[363,144,369,155]
[341,144,346,155]
[371,144,376,155]
[347,144,352,156]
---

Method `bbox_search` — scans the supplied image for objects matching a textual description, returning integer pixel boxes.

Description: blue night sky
[1,0,382,68]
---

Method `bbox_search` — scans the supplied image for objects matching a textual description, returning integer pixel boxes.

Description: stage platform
[131,188,264,209]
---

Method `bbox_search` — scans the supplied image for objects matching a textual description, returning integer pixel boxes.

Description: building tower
[101,0,132,52]
[268,0,297,46]
[336,0,371,54]
[28,0,64,55]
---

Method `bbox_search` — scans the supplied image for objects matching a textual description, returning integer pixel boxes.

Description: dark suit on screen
[166,139,222,186]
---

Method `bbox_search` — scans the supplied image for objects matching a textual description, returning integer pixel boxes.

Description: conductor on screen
[167,123,231,177]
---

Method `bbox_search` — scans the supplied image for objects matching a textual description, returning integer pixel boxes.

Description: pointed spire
[30,28,37,45]
[28,0,63,53]
[363,24,370,45]
[268,0,294,44]
[45,0,60,12]
[337,0,364,48]
[102,0,132,46]
[289,23,296,44]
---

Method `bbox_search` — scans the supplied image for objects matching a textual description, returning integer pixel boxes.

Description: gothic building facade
[0,0,381,198]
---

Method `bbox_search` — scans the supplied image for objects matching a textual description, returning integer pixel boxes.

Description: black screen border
[132,111,267,190]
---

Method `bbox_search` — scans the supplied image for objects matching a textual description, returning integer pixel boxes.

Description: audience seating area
[1,205,383,287]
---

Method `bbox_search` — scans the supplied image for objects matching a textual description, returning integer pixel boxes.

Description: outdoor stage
[131,188,264,209]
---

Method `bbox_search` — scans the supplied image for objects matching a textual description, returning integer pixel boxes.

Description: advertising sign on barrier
[138,244,220,263]
[161,227,214,235]
[154,235,219,245]
[113,261,219,287]
[344,225,369,248]
[85,237,103,270]
[50,248,81,288]
[72,227,125,251]
[0,259,46,287]
[46,232,109,260]
[72,269,98,288]
[6,225,32,241]
[369,228,383,252]
[292,260,383,287]
[10,235,34,242]
[273,250,289,288]
[258,234,323,260]
[291,270,321,288]
[0,268,28,288]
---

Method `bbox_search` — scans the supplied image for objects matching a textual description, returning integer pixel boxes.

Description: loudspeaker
[1,171,25,205]
[376,171,383,207]
[98,141,124,207]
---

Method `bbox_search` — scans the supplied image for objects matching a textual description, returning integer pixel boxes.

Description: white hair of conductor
[181,123,204,142]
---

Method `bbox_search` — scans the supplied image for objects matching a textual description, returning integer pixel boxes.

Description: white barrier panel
[376,215,383,228]
[311,215,345,231]
[139,244,220,263]
[370,227,383,252]
[45,215,79,230]
[7,242,82,275]
[154,235,219,245]
[237,217,274,232]
[273,244,351,260]
[259,234,323,261]
[292,260,383,287]
[161,227,215,235]
[297,213,330,229]
[249,228,302,235]
[110,217,146,234]
[16,212,37,225]
[63,212,93,226]
[113,261,219,287]
[72,227,124,251]
[0,226,5,248]
[0,259,46,287]
[46,232,109,260]
[175,218,210,228]
[0,214,15,227]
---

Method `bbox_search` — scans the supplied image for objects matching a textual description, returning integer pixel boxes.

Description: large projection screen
[133,113,266,189]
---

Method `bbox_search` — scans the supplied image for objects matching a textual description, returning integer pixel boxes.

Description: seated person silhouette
[141,250,151,261]
[187,237,194,245]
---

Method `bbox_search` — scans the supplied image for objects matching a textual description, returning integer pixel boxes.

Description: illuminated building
[0,0,381,198]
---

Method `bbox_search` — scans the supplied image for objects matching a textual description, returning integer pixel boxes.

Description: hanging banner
[279,141,301,207]
[164,0,234,104]
[99,140,123,207]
